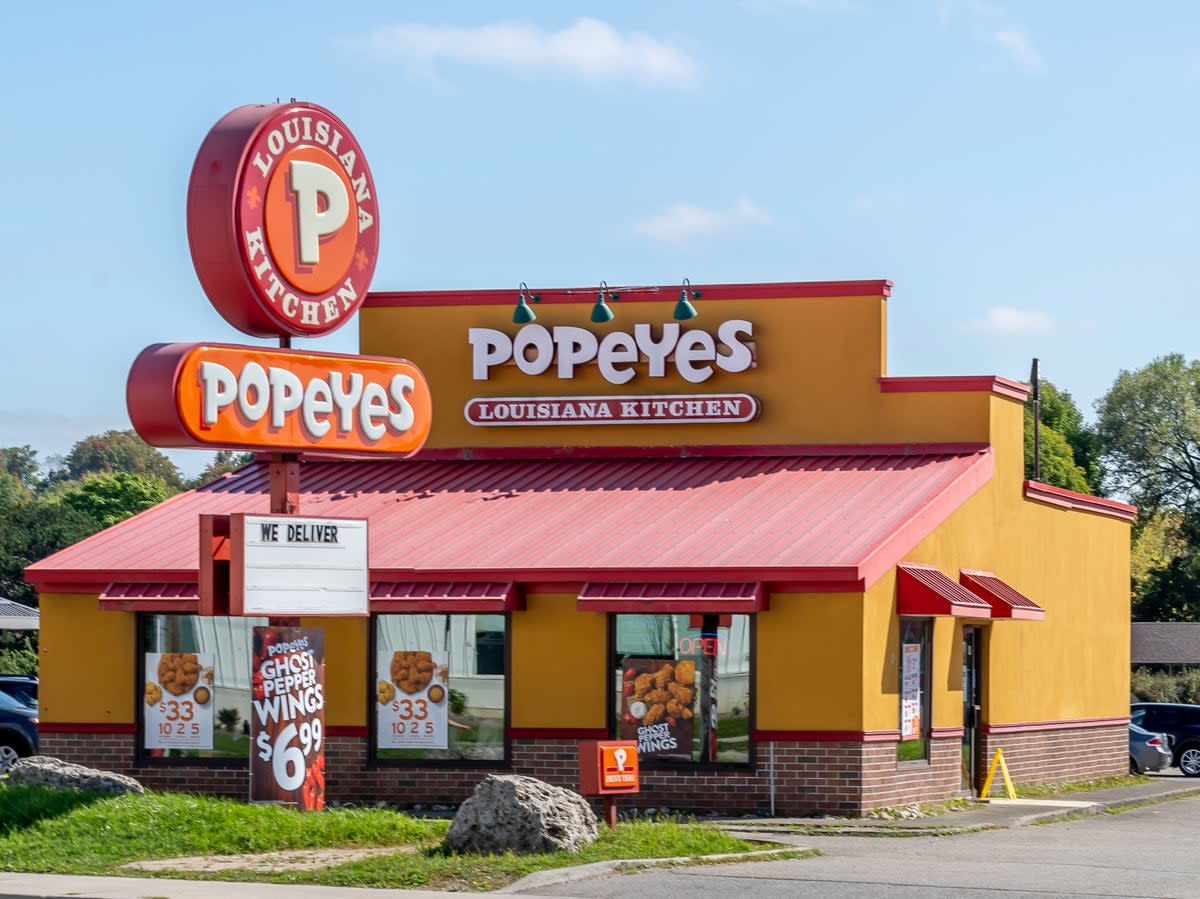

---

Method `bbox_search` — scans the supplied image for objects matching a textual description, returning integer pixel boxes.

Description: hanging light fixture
[513,282,539,324]
[675,278,700,321]
[591,281,616,323]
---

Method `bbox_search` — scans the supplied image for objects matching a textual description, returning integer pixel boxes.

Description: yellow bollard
[979,748,1016,799]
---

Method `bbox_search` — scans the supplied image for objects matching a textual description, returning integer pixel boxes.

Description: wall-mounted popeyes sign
[187,103,379,338]
[129,102,431,458]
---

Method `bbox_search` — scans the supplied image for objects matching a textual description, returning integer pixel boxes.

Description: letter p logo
[289,160,350,265]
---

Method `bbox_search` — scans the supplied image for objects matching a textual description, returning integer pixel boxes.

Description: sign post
[578,740,639,827]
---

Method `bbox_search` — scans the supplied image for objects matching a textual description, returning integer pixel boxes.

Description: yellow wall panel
[756,593,864,731]
[510,594,607,728]
[39,594,134,724]
[302,616,366,727]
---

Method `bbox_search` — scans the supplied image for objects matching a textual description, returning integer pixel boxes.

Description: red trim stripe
[366,280,892,308]
[982,716,1128,735]
[507,727,609,739]
[930,726,966,738]
[1023,481,1137,523]
[878,376,1029,402]
[404,442,991,464]
[327,725,370,737]
[751,730,901,743]
[578,582,767,613]
[38,723,136,734]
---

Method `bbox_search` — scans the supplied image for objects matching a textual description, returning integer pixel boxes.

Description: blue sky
[2,2,1196,477]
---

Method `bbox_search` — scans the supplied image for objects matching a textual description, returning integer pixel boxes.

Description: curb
[494,845,808,894]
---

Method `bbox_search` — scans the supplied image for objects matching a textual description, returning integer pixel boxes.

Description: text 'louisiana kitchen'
[199,361,419,441]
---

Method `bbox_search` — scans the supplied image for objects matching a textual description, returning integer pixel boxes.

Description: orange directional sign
[578,740,639,795]
[128,343,432,457]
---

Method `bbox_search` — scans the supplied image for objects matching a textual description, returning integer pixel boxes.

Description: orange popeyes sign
[127,343,432,456]
[577,739,639,795]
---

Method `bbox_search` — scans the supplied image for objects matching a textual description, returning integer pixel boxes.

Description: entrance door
[961,627,981,793]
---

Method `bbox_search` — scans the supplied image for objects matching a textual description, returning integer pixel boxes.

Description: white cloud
[987,27,1044,73]
[964,305,1055,336]
[631,196,772,244]
[339,19,699,89]
[939,1,1045,74]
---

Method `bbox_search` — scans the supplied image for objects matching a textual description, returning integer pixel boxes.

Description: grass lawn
[0,784,772,892]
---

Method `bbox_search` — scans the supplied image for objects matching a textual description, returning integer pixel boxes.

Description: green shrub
[1131,667,1200,703]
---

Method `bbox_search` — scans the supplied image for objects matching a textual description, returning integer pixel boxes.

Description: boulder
[443,774,598,854]
[5,756,144,795]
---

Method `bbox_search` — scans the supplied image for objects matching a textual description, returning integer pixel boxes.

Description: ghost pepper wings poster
[618,658,695,759]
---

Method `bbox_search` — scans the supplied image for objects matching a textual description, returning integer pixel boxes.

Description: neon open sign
[677,636,726,657]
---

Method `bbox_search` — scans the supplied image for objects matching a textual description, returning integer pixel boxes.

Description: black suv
[0,674,37,774]
[1131,702,1200,776]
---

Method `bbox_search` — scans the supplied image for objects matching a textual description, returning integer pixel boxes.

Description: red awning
[369,581,520,612]
[960,569,1045,620]
[99,582,200,612]
[577,582,766,613]
[896,564,991,618]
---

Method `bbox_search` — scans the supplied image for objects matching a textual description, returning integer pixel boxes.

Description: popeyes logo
[128,344,432,456]
[187,103,379,338]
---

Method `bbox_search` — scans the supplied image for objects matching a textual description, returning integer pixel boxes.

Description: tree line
[0,353,1197,672]
[0,435,250,672]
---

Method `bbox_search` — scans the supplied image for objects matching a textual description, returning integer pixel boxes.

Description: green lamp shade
[673,295,698,320]
[591,297,614,323]
[513,298,537,324]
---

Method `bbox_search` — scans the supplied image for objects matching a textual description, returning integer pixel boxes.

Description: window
[612,613,751,765]
[139,613,265,760]
[373,613,507,762]
[898,618,932,762]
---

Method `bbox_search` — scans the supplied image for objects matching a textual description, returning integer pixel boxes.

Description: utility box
[578,740,639,795]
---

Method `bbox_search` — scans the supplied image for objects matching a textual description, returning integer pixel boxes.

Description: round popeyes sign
[187,103,380,338]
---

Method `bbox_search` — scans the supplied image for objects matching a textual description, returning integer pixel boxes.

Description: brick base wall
[37,724,1127,816]
[979,723,1127,786]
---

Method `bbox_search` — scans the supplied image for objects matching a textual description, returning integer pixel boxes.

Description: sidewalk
[0,776,1197,899]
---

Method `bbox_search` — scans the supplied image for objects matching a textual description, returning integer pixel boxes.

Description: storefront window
[373,614,506,762]
[897,618,931,762]
[613,614,751,764]
[140,613,265,760]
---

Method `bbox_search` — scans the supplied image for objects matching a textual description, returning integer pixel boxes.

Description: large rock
[443,774,598,854]
[5,756,144,795]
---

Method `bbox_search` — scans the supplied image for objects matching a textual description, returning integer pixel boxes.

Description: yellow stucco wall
[39,594,134,724]
[359,292,997,449]
[756,593,864,731]
[303,616,367,727]
[509,594,607,728]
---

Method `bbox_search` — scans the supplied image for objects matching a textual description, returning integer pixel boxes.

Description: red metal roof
[896,564,992,618]
[27,447,993,591]
[99,582,200,613]
[578,582,766,612]
[960,570,1045,620]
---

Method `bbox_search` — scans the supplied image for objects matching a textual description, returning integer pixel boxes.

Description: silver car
[1130,722,1172,774]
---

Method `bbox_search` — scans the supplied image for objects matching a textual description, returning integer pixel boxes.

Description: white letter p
[289,160,350,265]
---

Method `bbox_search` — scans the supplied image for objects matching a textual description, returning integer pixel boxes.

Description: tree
[0,446,40,491]
[1025,379,1097,494]
[58,471,173,529]
[1096,354,1200,515]
[0,494,101,607]
[187,451,256,489]
[47,429,183,491]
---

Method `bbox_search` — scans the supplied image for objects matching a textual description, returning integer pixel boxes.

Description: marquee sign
[187,102,379,338]
[127,343,432,456]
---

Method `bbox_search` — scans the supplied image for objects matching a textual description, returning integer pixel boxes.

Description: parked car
[1129,722,1172,773]
[0,676,37,774]
[1131,702,1200,776]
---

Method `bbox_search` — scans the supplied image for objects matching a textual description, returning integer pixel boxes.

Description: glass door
[961,627,981,793]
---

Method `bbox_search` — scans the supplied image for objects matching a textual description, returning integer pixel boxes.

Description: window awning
[896,564,991,618]
[577,582,767,613]
[99,582,200,612]
[960,569,1045,620]
[370,581,521,612]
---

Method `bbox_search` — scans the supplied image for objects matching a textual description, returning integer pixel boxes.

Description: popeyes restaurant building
[25,106,1135,816]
